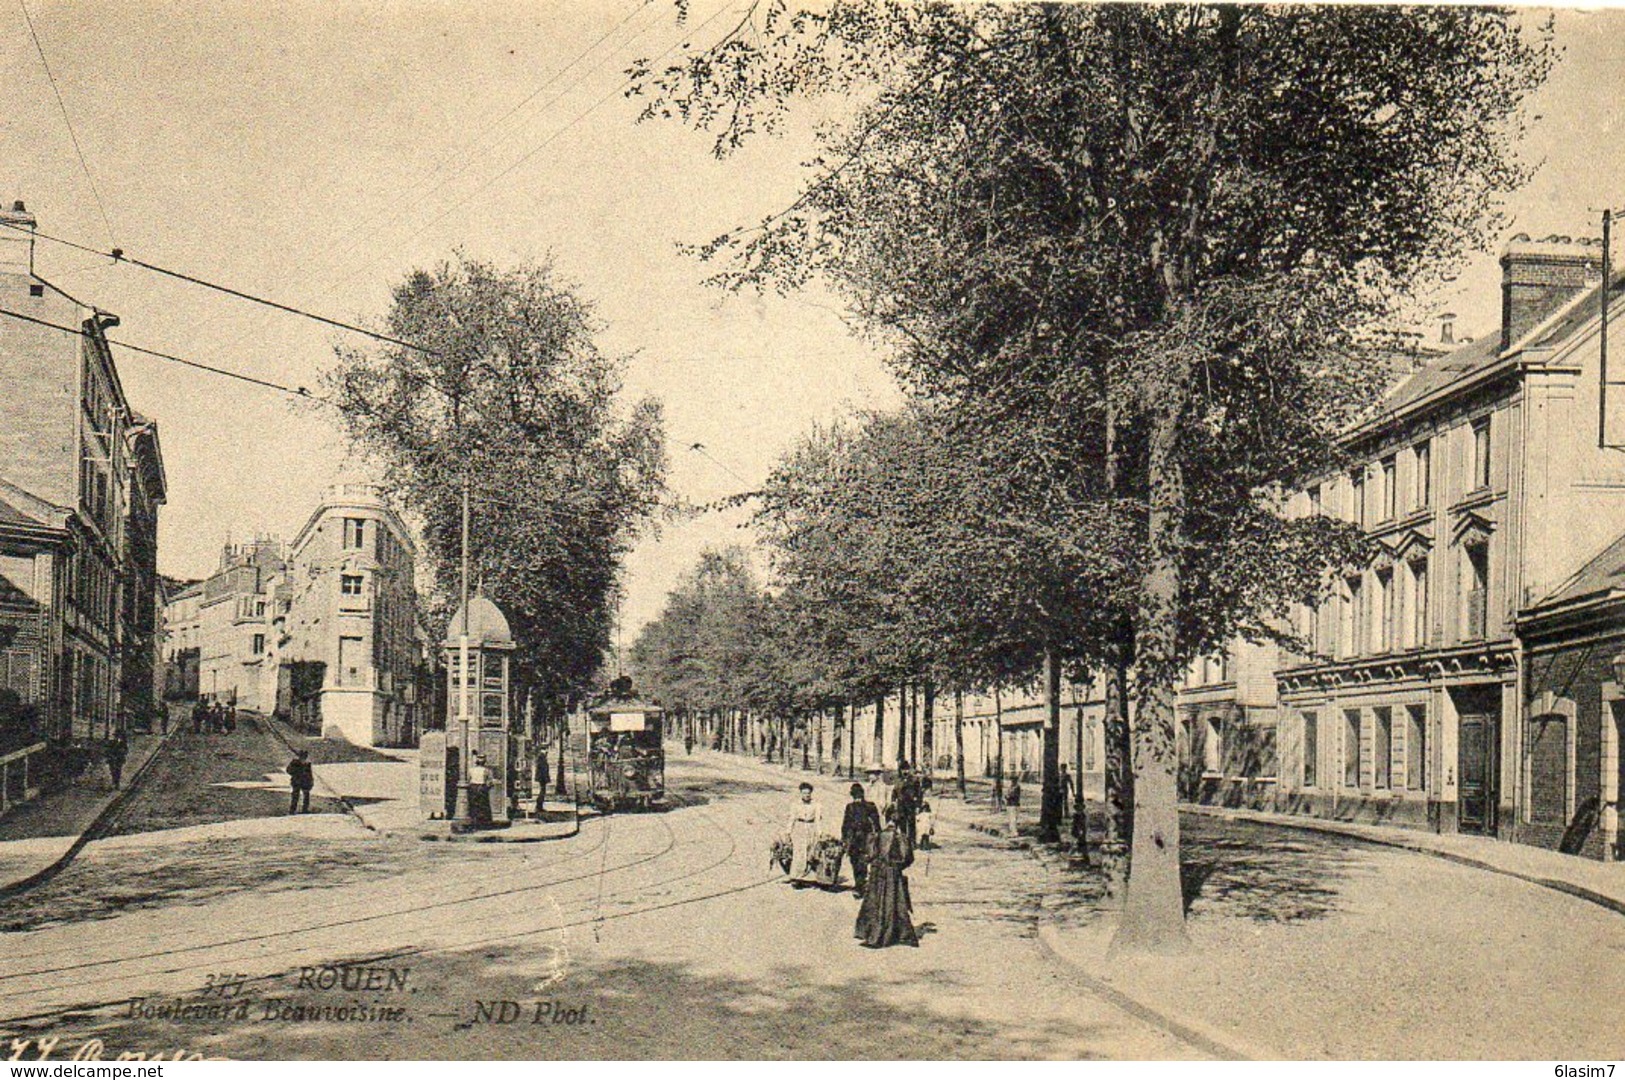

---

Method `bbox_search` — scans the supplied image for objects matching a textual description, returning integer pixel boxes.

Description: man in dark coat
[840,782,882,897]
[287,750,315,814]
[105,732,129,790]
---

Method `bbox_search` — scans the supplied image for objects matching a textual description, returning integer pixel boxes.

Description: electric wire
[18,0,116,248]
[0,305,325,402]
[0,220,437,356]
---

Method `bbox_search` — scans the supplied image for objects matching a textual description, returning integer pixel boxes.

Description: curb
[1031,921,1272,1061]
[0,725,178,900]
[1184,805,1625,918]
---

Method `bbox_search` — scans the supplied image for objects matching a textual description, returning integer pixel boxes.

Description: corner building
[280,485,423,747]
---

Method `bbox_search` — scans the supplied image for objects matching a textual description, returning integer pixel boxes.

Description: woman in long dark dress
[855,804,919,948]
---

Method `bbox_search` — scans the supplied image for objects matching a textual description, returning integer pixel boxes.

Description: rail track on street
[0,795,767,1029]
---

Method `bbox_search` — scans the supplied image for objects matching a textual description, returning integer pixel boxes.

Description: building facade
[194,538,285,711]
[0,203,166,751]
[1272,235,1625,838]
[278,485,424,747]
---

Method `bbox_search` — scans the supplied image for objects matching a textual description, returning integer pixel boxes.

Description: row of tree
[631,2,1554,952]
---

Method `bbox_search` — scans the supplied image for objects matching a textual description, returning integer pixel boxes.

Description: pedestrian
[105,731,129,790]
[782,780,824,886]
[917,797,935,850]
[535,745,550,805]
[191,699,205,735]
[287,749,314,814]
[684,727,694,755]
[864,766,887,811]
[840,782,881,897]
[225,702,237,733]
[892,762,920,848]
[467,752,492,825]
[1059,764,1072,823]
[1005,774,1022,837]
[855,803,919,949]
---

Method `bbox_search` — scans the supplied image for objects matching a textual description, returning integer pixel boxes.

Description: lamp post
[451,469,473,827]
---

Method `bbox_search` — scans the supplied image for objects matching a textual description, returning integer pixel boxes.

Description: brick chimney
[0,200,36,278]
[1500,233,1603,351]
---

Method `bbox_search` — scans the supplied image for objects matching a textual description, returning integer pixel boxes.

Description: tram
[586,699,667,812]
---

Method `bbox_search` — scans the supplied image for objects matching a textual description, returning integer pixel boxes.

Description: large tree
[636,3,1551,951]
[326,255,667,707]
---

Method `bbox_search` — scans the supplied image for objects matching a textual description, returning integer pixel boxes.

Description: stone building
[0,202,163,750]
[1273,235,1625,838]
[1516,534,1625,860]
[278,484,425,746]
[194,538,285,711]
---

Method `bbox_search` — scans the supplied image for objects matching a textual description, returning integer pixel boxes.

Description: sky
[0,2,1621,638]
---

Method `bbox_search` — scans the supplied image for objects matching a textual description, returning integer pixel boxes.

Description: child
[917,798,935,849]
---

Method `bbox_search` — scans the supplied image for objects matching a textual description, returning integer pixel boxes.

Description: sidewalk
[1185,803,1625,914]
[0,728,169,894]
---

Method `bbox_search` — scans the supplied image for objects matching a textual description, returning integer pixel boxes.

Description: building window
[1343,575,1364,656]
[1406,704,1427,791]
[1471,418,1491,491]
[251,633,265,656]
[1408,558,1429,648]
[338,636,364,686]
[1302,711,1318,787]
[1308,485,1321,516]
[1463,542,1489,640]
[1373,568,1392,653]
[343,518,366,550]
[1413,440,1431,508]
[254,601,266,618]
[1373,706,1392,789]
[1351,469,1366,528]
[1380,456,1397,522]
[1344,708,1362,789]
[340,574,364,596]
[1201,718,1223,773]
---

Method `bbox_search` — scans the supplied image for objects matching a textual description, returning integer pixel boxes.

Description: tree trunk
[815,709,824,773]
[993,685,1005,809]
[873,693,886,767]
[1039,645,1063,844]
[896,685,909,768]
[1103,642,1135,887]
[1113,394,1191,956]
[922,680,935,775]
[954,687,967,798]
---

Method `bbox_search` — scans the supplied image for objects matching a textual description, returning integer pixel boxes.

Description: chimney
[1437,311,1457,346]
[1500,233,1603,352]
[0,200,36,278]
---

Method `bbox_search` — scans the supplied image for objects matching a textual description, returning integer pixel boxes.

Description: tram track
[0,799,764,1029]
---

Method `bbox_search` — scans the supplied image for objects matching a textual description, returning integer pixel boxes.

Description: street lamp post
[451,469,473,827]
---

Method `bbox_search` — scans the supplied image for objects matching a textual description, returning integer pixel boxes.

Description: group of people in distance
[775,763,935,949]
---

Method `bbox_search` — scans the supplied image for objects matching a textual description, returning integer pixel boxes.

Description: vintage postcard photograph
[0,0,1621,1064]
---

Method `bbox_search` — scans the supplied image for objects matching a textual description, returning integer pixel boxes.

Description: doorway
[1455,689,1501,835]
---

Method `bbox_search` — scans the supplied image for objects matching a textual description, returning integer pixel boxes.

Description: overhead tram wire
[351,0,748,276]
[0,220,439,357]
[19,0,117,249]
[0,306,328,404]
[274,0,667,305]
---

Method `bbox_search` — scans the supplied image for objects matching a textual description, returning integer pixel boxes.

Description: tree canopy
[326,255,667,704]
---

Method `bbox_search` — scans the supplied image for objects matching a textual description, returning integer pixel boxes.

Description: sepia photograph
[0,0,1621,1064]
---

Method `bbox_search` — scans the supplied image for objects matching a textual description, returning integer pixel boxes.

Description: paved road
[2,749,1619,1060]
[0,751,1197,1060]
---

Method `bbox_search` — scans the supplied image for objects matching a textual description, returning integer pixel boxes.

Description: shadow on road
[1176,815,1368,923]
[42,942,1129,1060]
[0,835,458,933]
